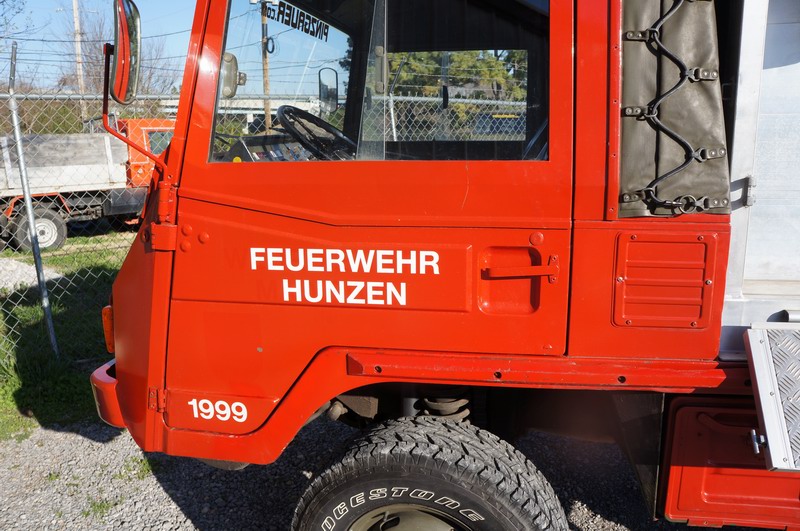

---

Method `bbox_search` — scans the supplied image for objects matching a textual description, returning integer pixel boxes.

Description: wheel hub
[350,504,469,531]
[35,218,58,248]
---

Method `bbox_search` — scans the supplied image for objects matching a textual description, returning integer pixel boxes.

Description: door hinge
[148,387,167,412]
[149,222,177,251]
[156,180,177,224]
[145,179,178,251]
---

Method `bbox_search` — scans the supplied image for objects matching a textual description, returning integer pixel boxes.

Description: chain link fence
[364,94,529,142]
[0,61,539,382]
[0,90,178,377]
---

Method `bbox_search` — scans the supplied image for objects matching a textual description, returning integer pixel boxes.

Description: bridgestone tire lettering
[291,416,568,531]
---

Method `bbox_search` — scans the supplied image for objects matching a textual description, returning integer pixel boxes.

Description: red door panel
[164,0,574,433]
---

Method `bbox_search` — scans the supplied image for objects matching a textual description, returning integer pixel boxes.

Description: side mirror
[318,67,338,115]
[110,0,141,105]
[221,52,247,99]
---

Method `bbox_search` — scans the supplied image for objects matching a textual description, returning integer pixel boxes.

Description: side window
[210,0,548,163]
[211,1,355,162]
[147,130,173,155]
[361,0,549,161]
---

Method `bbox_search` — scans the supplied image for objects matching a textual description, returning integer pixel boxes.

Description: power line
[0,28,191,44]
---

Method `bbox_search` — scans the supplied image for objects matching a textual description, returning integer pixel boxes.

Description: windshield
[210,0,548,162]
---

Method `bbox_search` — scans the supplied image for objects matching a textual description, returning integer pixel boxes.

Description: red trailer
[92,0,800,528]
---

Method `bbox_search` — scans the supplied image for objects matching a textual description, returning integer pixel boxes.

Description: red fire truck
[91,0,800,528]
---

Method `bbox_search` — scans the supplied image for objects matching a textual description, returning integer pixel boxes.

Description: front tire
[292,416,567,531]
[12,207,67,251]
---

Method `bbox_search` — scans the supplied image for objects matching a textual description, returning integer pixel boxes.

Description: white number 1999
[188,398,248,423]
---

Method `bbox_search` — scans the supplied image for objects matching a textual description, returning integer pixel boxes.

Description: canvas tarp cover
[620,0,730,217]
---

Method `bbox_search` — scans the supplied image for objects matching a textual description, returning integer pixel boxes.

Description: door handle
[482,255,559,284]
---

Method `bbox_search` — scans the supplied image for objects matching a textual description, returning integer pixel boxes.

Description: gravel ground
[0,258,62,292]
[0,417,753,531]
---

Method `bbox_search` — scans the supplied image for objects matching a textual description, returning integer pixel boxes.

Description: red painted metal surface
[344,349,751,394]
[569,220,730,359]
[89,1,798,527]
[663,398,800,529]
[90,360,125,428]
[2,193,70,219]
[100,0,744,453]
[612,231,719,329]
[574,0,610,221]
[106,0,210,453]
[605,0,622,221]
[156,347,750,465]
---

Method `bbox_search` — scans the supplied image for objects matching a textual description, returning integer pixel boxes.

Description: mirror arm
[102,43,167,177]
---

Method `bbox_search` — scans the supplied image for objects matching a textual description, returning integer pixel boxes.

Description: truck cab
[91,0,800,528]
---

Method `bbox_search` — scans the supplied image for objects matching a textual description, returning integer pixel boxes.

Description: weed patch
[82,497,116,518]
[114,455,161,481]
[0,380,35,441]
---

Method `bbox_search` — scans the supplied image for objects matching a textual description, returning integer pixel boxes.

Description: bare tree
[58,6,179,95]
[0,0,28,38]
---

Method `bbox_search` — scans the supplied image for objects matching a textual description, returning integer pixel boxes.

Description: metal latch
[743,174,756,207]
[623,30,653,42]
[695,147,727,162]
[483,255,559,284]
[622,106,649,118]
[687,67,719,82]
[750,429,767,455]
[620,190,646,203]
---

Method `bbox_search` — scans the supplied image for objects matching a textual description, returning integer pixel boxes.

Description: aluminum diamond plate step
[746,324,800,472]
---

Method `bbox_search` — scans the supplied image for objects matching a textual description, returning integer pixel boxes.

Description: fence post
[6,42,61,360]
[389,93,397,141]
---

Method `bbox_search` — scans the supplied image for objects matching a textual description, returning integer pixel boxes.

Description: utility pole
[261,1,271,131]
[72,0,88,122]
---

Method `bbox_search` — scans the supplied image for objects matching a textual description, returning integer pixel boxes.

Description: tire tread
[292,416,567,531]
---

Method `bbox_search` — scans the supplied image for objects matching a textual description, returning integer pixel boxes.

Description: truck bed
[0,133,129,198]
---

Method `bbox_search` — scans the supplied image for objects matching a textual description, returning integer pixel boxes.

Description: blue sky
[2,0,347,96]
[226,1,350,97]
[2,0,197,89]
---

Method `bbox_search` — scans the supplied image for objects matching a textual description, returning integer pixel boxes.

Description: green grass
[82,497,116,518]
[0,226,133,439]
[0,231,134,274]
[0,380,35,441]
[113,455,159,481]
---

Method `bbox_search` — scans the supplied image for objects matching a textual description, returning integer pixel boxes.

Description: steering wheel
[276,105,356,161]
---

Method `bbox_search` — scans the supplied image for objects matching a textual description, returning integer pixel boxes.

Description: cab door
[164,0,572,432]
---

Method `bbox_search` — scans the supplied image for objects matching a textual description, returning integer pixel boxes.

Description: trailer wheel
[12,208,67,251]
[292,416,567,531]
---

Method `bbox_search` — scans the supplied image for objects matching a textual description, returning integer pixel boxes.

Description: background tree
[0,0,29,41]
[57,7,179,95]
[387,50,526,101]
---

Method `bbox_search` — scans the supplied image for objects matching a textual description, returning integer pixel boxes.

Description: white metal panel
[746,324,800,472]
[743,2,800,293]
[766,0,800,25]
[0,133,128,198]
[725,0,770,301]
[722,0,800,356]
